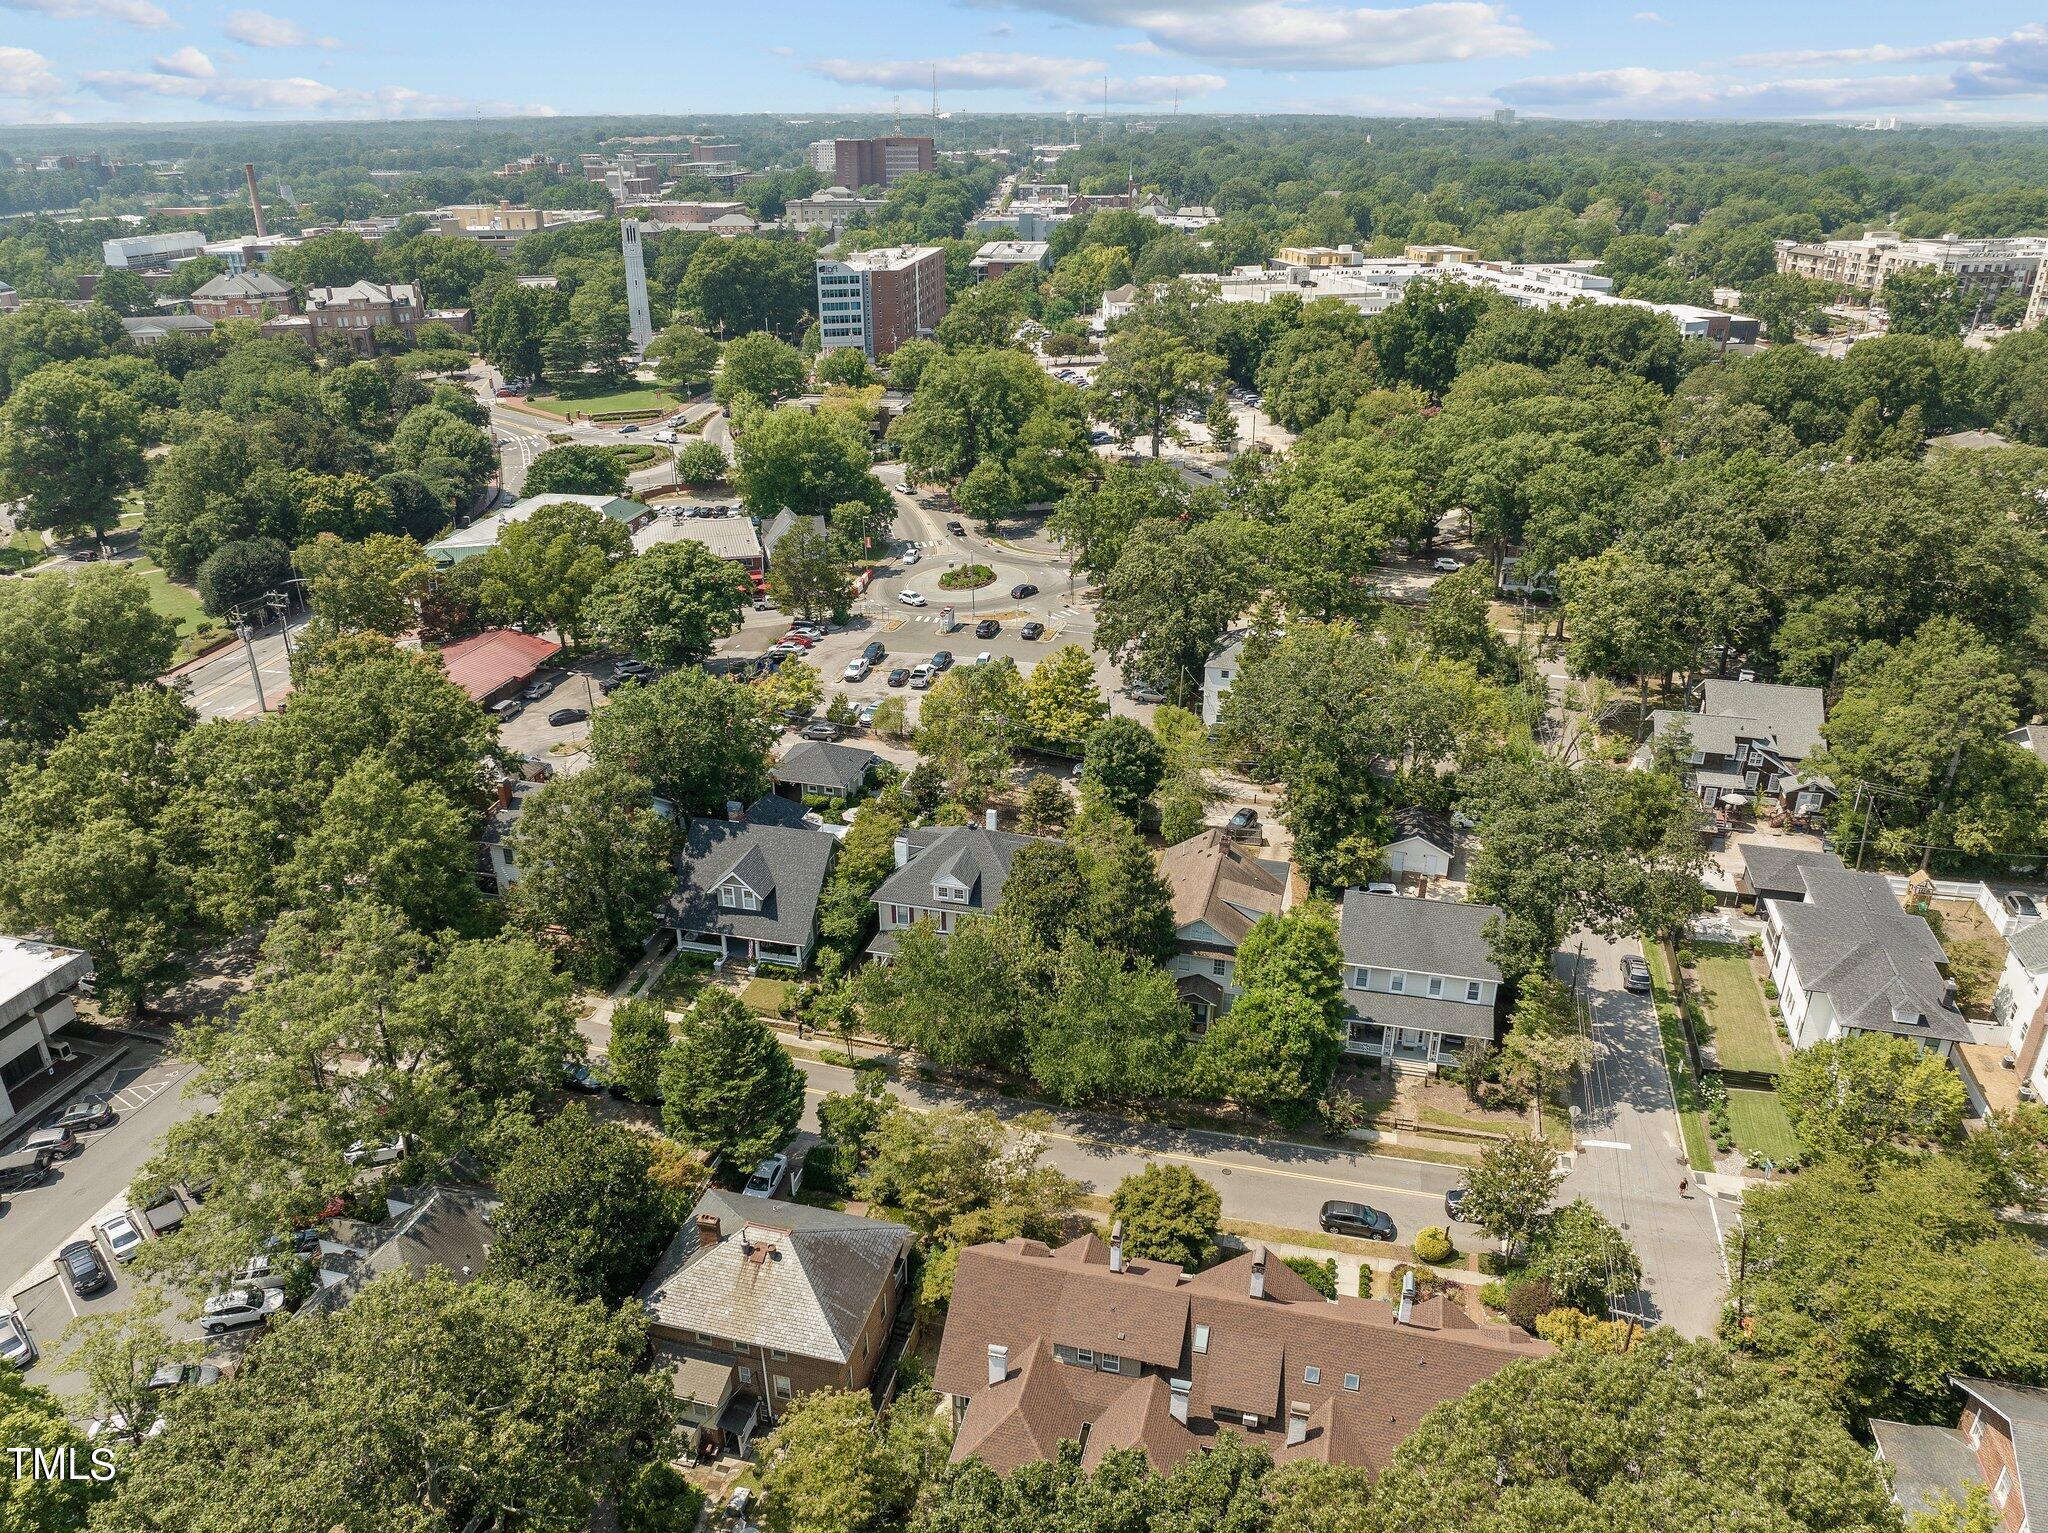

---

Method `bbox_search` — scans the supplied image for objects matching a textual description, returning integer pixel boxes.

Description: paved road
[1560,935,1728,1337]
[168,614,310,722]
[792,1054,1480,1248]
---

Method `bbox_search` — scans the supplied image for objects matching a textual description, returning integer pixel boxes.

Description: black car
[1226,807,1260,840]
[974,619,1000,639]
[58,1239,111,1297]
[1443,1187,1468,1223]
[561,1059,604,1095]
[1019,621,1044,641]
[862,641,887,666]
[1318,1201,1396,1241]
[1009,583,1038,600]
[54,1094,115,1132]
[547,707,588,728]
[946,519,966,536]
[887,667,912,688]
[930,650,954,671]
[800,720,845,742]
[1620,954,1653,994]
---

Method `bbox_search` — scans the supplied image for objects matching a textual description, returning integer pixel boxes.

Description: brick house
[1872,1377,2046,1532]
[188,270,295,321]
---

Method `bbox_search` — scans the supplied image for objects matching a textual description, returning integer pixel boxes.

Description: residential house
[1383,807,1454,881]
[299,1180,498,1318]
[866,815,1043,958]
[1738,844,1848,907]
[1762,862,1970,1055]
[1872,1376,2046,1532]
[639,1190,915,1454]
[1202,634,1247,727]
[761,509,826,568]
[1640,679,1830,817]
[1993,920,2048,1109]
[770,741,880,803]
[1337,891,1505,1073]
[478,778,542,894]
[933,1230,1544,1475]
[0,938,94,1121]
[425,493,655,567]
[667,796,837,969]
[1157,828,1290,1030]
[187,270,294,321]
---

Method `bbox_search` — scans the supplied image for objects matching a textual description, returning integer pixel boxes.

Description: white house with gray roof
[1336,891,1505,1073]
[867,816,1045,958]
[1993,919,2048,1109]
[666,796,837,968]
[1763,862,1969,1054]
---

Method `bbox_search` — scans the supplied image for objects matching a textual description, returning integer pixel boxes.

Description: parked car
[22,1125,77,1159]
[1432,557,1462,573]
[2003,891,2041,919]
[1620,954,1653,994]
[1318,1201,1396,1241]
[886,666,911,687]
[519,678,557,703]
[974,651,993,666]
[58,1239,111,1297]
[974,619,1000,639]
[491,698,524,722]
[616,424,639,434]
[930,649,955,671]
[0,1309,33,1370]
[98,1211,146,1263]
[146,1362,221,1392]
[199,1288,284,1336]
[1226,807,1260,840]
[55,1093,114,1132]
[613,658,654,677]
[561,1059,603,1095]
[800,720,845,742]
[790,622,828,639]
[1128,684,1167,705]
[862,640,887,666]
[744,1152,790,1199]
[0,1147,50,1193]
[856,701,878,727]
[909,665,935,691]
[946,520,966,536]
[343,1134,411,1167]
[1444,1187,1468,1222]
[842,658,872,683]
[780,631,816,648]
[1009,583,1038,600]
[547,707,588,728]
[1016,620,1042,641]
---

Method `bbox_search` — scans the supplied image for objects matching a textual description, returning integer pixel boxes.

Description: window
[1303,1366,1321,1384]
[696,1331,721,1346]
[1389,973,1405,994]
[1348,1021,1385,1048]
[1075,1348,1095,1369]
[738,1366,753,1385]
[1192,1325,1209,1355]
[1355,967,1372,989]
[934,881,968,904]
[1970,1416,1985,1449]
[1427,976,1444,998]
[1342,1373,1359,1392]
[1211,958,1227,977]
[1467,980,1483,1002]
[775,1375,793,1398]
[771,1348,788,1361]
[1098,1353,1122,1374]
[1995,1467,2012,1509]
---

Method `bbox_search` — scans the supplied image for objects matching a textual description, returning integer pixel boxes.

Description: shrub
[1762,980,1779,1000]
[1478,1278,1509,1310]
[1412,1225,1456,1265]
[1388,1262,1451,1301]
[1502,1277,1556,1332]
[1282,1254,1338,1298]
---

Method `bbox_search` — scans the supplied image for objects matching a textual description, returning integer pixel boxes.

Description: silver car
[200,1288,284,1336]
[0,1309,33,1369]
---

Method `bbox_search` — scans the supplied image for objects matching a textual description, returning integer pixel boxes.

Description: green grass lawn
[1725,1088,1802,1166]
[522,381,681,419]
[1691,947,1784,1076]
[31,555,223,660]
[1646,941,1717,1172]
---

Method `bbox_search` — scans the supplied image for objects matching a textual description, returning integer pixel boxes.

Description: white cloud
[0,0,168,26]
[0,45,63,97]
[151,45,216,78]
[1116,38,1164,53]
[80,63,557,117]
[222,9,339,48]
[1631,11,1667,23]
[1733,26,2039,69]
[1496,52,2048,118]
[812,49,1223,104]
[963,0,1544,71]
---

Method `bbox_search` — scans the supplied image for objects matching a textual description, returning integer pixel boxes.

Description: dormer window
[933,877,970,905]
[719,883,760,911]
[1427,976,1444,998]
[1388,973,1405,994]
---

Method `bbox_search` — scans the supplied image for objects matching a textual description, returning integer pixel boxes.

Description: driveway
[1560,934,1728,1337]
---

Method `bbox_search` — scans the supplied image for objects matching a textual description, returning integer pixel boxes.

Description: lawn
[522,381,681,419]
[32,555,224,661]
[1646,941,1717,1172]
[1725,1088,1802,1166]
[1690,946,1784,1076]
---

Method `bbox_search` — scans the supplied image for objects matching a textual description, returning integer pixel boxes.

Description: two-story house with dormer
[1873,1376,2046,1533]
[865,813,1045,958]
[1337,891,1506,1073]
[1156,828,1291,1032]
[1638,678,1832,818]
[667,796,837,969]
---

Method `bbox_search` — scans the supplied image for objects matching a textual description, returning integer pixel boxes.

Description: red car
[780,631,817,648]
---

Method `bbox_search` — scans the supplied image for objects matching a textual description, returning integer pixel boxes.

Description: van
[0,1148,51,1193]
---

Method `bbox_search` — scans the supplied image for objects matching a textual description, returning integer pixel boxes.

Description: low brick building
[188,270,295,321]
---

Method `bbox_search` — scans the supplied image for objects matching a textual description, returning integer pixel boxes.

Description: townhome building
[1337,892,1505,1073]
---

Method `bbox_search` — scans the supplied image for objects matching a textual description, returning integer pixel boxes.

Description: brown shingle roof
[1157,828,1289,948]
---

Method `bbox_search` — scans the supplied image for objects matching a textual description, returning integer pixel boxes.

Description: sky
[4,0,2048,126]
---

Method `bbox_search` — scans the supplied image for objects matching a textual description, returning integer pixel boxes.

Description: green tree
[647,321,720,392]
[1368,273,1499,398]
[523,443,630,498]
[1883,265,1971,337]
[1459,1134,1561,1257]
[279,754,479,935]
[590,666,774,814]
[854,1105,1079,1245]
[587,537,749,666]
[913,656,1029,809]
[195,536,293,619]
[1077,715,1164,822]
[0,1366,103,1531]
[87,1269,672,1533]
[1523,1198,1641,1316]
[0,563,178,747]
[766,517,848,621]
[681,237,816,339]
[477,499,634,645]
[270,229,378,288]
[1092,323,1225,456]
[888,346,1052,484]
[1779,1032,1969,1165]
[674,438,729,487]
[507,764,673,984]
[1095,517,1255,700]
[659,988,807,1167]
[733,404,886,519]
[715,332,809,408]
[1049,457,1194,579]
[294,532,433,637]
[1109,1162,1222,1269]
[488,1103,680,1305]
[757,1385,951,1533]
[0,361,144,538]
[1023,643,1108,754]
[1025,937,1190,1106]
[607,997,671,1106]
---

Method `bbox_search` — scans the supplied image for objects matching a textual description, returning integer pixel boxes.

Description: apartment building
[809,136,934,191]
[815,245,947,360]
[970,240,1052,282]
[1775,231,2047,302]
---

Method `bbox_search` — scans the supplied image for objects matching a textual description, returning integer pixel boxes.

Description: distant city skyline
[2,1,2048,126]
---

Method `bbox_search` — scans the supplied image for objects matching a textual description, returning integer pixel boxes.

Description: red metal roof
[436,629,561,701]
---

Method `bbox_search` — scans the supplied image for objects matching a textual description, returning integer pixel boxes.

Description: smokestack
[893,833,910,869]
[244,163,267,238]
[1250,1246,1266,1300]
[1397,1270,1415,1326]
[695,1213,721,1252]
[1285,1402,1310,1446]
[987,1344,1008,1387]
[1109,1220,1124,1273]
[1168,1378,1190,1424]
[984,806,999,832]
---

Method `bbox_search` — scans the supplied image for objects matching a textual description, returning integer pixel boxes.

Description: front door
[1394,1028,1433,1059]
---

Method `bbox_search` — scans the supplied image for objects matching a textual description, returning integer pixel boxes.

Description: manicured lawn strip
[523,382,681,418]
[1691,947,1784,1076]
[1646,940,1716,1172]
[1725,1087,1802,1166]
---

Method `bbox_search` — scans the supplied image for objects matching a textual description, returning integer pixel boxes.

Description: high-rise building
[815,246,947,359]
[809,136,935,191]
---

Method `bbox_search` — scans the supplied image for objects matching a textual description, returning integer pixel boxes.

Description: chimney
[987,1343,1008,1387]
[726,799,745,823]
[1109,1220,1124,1273]
[984,806,999,832]
[695,1213,721,1252]
[1168,1378,1190,1424]
[893,833,910,869]
[1249,1245,1266,1300]
[496,779,514,810]
[1285,1402,1310,1446]
[1397,1270,1415,1326]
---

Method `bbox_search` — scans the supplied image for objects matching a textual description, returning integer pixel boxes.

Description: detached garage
[1384,807,1454,880]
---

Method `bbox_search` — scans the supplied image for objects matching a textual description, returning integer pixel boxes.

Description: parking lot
[492,654,613,770]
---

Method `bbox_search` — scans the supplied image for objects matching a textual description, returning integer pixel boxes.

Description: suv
[1226,807,1260,840]
[946,520,966,536]
[930,650,954,672]
[1620,954,1652,994]
[59,1239,111,1297]
[200,1288,284,1336]
[974,619,1000,639]
[0,1309,34,1370]
[1019,621,1044,641]
[1318,1201,1396,1241]
[22,1125,77,1159]
[842,657,872,683]
[800,720,845,742]
[862,641,887,666]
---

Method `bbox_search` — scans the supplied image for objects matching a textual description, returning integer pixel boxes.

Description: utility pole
[236,609,269,714]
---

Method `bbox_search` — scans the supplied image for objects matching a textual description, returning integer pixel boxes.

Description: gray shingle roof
[1388,807,1453,855]
[1698,679,1826,760]
[1769,865,1968,1041]
[667,809,835,950]
[638,1191,911,1365]
[1739,843,1844,897]
[191,270,291,301]
[2008,920,2048,975]
[871,824,1043,914]
[1338,891,1503,982]
[1870,1420,1980,1520]
[1956,1376,2048,1515]
[771,741,879,797]
[1340,984,1500,1041]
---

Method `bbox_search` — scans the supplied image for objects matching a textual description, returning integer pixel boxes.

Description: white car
[897,590,928,608]
[856,702,878,727]
[744,1152,790,1198]
[0,1309,33,1370]
[842,658,871,683]
[98,1211,146,1263]
[199,1288,285,1336]
[975,651,993,666]
[1432,557,1462,573]
[901,548,921,565]
[343,1134,411,1167]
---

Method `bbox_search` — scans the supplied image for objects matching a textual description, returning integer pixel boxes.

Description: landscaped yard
[1645,941,1716,1172]
[1689,946,1785,1076]
[522,381,681,419]
[1725,1087,1802,1166]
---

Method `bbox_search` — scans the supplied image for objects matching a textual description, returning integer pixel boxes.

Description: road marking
[1580,1138,1633,1150]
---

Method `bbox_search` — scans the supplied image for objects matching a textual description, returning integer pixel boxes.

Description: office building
[815,245,947,359]
[811,136,934,191]
[101,230,205,270]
